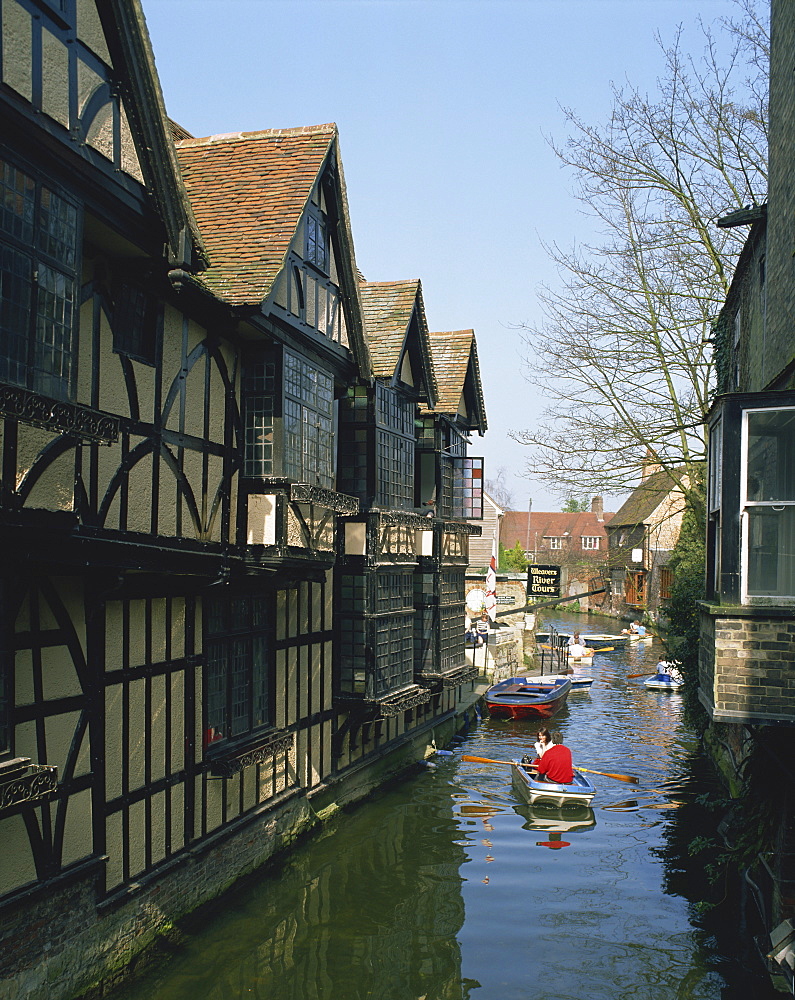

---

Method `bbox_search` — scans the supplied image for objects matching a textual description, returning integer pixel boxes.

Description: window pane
[747,507,795,597]
[0,245,33,387]
[709,417,722,512]
[747,409,795,503]
[0,160,35,243]
[39,187,77,268]
[35,263,75,399]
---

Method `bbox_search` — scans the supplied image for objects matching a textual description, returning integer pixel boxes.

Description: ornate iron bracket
[0,759,58,812]
[208,729,293,778]
[0,384,119,444]
[290,483,359,515]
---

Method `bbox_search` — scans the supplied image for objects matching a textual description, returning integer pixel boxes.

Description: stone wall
[699,606,795,724]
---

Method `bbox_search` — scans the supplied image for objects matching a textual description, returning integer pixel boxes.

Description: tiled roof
[425,330,487,433]
[501,510,614,553]
[608,469,686,527]
[174,124,337,305]
[360,280,423,377]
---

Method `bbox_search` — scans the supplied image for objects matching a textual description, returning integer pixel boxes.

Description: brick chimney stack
[591,495,604,522]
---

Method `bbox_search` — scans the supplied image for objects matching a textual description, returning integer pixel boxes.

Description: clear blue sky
[143,0,741,515]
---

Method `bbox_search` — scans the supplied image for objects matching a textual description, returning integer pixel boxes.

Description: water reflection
[116,609,781,1000]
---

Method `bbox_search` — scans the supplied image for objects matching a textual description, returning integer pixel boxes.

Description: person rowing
[622,620,647,637]
[527,730,574,784]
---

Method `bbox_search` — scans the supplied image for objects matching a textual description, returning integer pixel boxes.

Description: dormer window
[306,214,327,272]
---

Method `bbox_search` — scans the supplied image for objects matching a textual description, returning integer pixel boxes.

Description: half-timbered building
[0,3,486,996]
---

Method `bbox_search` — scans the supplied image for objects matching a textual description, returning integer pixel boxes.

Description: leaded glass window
[374,615,414,695]
[204,595,271,746]
[0,159,78,400]
[374,382,415,509]
[243,351,333,485]
[243,359,276,477]
[283,351,334,487]
[306,214,327,272]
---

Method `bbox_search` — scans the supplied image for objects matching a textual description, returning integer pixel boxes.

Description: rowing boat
[511,761,596,807]
[485,676,571,719]
[644,666,683,691]
[580,633,629,648]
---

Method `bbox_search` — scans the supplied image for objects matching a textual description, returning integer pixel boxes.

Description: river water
[116,611,782,1000]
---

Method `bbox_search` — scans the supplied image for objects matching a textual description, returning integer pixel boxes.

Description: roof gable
[175,124,335,304]
[608,469,687,527]
[359,280,437,404]
[97,0,207,268]
[426,330,487,433]
[175,123,370,374]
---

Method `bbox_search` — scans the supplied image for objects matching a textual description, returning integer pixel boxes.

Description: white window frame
[740,405,795,604]
[548,537,563,550]
[581,536,600,550]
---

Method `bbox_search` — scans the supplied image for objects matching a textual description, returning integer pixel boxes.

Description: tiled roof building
[500,499,613,562]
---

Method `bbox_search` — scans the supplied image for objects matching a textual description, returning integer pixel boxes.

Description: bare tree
[485,466,516,510]
[512,4,768,507]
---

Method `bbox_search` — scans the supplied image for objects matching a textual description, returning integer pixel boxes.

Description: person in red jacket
[534,730,573,784]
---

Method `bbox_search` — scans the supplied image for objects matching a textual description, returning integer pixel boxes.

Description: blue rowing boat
[485,676,571,719]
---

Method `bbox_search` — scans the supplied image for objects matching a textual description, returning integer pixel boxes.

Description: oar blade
[577,765,638,784]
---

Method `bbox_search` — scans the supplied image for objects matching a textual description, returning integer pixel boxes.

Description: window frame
[0,156,80,401]
[740,404,795,603]
[242,349,335,487]
[203,593,274,751]
[581,536,600,551]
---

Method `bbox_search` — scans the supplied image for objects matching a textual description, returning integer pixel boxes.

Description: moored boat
[511,761,596,807]
[580,633,628,648]
[485,676,571,719]
[535,673,593,690]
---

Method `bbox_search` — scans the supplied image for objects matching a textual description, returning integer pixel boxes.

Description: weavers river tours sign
[527,564,561,598]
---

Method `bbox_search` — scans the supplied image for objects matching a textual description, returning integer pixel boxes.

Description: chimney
[641,448,662,480]
[591,496,603,521]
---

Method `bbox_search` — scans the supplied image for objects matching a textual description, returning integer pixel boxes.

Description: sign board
[527,564,561,599]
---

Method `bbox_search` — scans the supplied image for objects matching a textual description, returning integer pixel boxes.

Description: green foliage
[561,498,589,512]
[685,741,783,896]
[499,541,528,572]
[657,483,707,728]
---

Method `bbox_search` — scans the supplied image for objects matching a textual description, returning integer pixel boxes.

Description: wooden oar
[461,755,638,784]
[627,671,655,679]
[575,766,638,784]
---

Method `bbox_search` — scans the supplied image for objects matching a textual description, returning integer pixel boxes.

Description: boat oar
[627,671,655,679]
[575,766,638,784]
[462,755,639,785]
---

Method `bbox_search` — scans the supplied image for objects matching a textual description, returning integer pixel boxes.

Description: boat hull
[511,762,596,807]
[485,677,571,719]
[644,674,683,691]
[581,633,628,648]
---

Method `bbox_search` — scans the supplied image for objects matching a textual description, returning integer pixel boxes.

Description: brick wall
[699,608,795,723]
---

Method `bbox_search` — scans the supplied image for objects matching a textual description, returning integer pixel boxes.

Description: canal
[116,611,782,1000]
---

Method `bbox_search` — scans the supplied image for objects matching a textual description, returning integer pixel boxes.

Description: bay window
[706,391,795,605]
[243,349,334,487]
